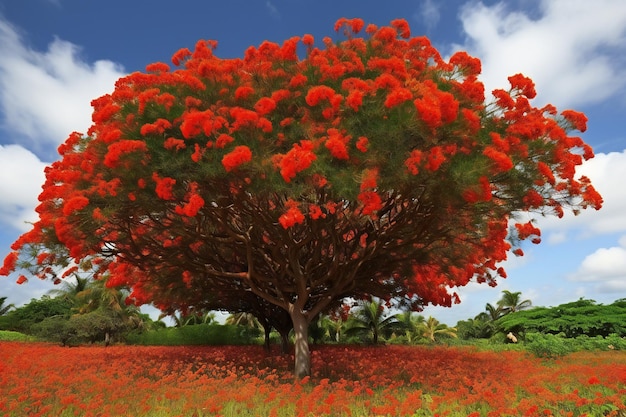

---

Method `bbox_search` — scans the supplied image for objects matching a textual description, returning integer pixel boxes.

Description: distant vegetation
[2,287,625,358]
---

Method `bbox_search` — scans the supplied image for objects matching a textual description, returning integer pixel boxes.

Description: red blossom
[152,173,176,200]
[405,150,422,175]
[0,251,19,275]
[561,110,588,132]
[356,136,369,153]
[279,200,305,229]
[104,140,148,168]
[275,141,317,182]
[222,145,253,172]
[508,73,536,99]
[254,97,277,116]
[483,146,514,172]
[390,19,411,38]
[305,85,336,107]
[384,88,413,108]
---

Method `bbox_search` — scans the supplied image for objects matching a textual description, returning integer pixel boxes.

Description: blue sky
[1,0,625,324]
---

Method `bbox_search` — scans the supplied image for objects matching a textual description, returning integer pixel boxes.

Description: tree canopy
[0,18,602,377]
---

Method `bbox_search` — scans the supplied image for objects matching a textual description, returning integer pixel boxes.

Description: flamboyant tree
[1,18,602,377]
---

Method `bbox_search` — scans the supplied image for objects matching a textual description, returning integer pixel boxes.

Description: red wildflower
[222,145,253,172]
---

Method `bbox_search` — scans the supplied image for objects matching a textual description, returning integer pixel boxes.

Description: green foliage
[498,298,626,338]
[0,330,35,341]
[0,296,73,333]
[125,323,260,346]
[525,333,574,359]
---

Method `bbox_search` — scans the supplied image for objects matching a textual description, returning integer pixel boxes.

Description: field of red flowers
[1,341,624,417]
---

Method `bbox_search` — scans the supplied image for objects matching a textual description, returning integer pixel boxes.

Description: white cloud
[416,0,441,31]
[534,150,626,241]
[0,18,125,147]
[0,144,47,232]
[265,1,280,19]
[457,0,626,108]
[568,236,626,291]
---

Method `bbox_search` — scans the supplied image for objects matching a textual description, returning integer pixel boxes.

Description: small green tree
[0,297,15,316]
[497,290,532,314]
[418,316,457,343]
[345,299,398,344]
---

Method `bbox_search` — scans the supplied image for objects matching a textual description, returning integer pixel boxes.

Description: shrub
[525,333,573,359]
[0,330,35,342]
[125,323,260,346]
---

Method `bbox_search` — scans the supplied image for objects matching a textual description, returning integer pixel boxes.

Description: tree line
[2,287,624,351]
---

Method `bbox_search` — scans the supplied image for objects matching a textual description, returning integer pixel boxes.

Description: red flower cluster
[279,199,305,229]
[222,145,253,172]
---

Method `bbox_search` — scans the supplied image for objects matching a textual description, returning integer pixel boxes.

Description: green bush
[525,333,573,358]
[0,330,36,342]
[125,323,260,346]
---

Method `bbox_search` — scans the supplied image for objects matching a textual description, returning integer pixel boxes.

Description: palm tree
[225,312,263,329]
[395,311,425,343]
[345,299,398,344]
[0,297,15,316]
[418,316,458,342]
[475,303,504,322]
[497,290,532,314]
[73,278,146,344]
[47,275,90,305]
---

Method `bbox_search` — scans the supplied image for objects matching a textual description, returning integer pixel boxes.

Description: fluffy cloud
[0,145,47,232]
[568,235,626,291]
[534,150,626,240]
[0,17,125,234]
[0,18,125,148]
[457,0,626,108]
[415,0,441,31]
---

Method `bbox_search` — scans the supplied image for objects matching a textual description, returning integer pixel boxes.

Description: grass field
[1,341,624,416]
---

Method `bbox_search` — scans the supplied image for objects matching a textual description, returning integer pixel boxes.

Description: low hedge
[125,323,261,346]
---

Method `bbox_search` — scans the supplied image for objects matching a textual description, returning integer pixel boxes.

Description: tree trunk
[262,323,272,352]
[279,330,290,354]
[289,307,310,379]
